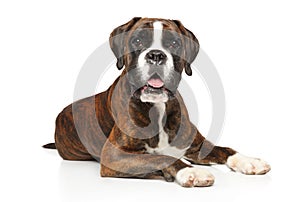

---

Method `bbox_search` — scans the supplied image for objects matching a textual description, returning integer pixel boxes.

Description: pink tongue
[147,78,164,88]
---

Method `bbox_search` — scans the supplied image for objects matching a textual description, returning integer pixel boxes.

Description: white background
[1,0,299,201]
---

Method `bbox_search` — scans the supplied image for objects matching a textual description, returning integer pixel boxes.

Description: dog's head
[110,17,199,103]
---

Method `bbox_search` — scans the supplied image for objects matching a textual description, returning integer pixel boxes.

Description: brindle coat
[44,18,237,182]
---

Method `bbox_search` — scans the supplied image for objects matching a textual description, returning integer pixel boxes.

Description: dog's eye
[169,40,181,49]
[132,37,143,47]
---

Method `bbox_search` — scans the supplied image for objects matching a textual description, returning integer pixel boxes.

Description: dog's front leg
[185,129,271,175]
[100,140,214,187]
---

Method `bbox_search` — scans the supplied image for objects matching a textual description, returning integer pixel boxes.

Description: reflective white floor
[1,141,298,202]
[43,149,276,202]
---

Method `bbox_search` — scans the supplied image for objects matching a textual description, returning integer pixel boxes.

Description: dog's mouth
[142,74,170,94]
[135,74,172,103]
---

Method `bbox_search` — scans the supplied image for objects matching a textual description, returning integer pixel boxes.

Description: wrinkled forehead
[127,19,182,39]
[132,18,181,30]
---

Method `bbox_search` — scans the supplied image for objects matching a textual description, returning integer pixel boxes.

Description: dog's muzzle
[133,73,173,103]
[145,50,167,66]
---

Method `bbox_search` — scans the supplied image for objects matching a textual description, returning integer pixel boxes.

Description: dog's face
[110,17,199,103]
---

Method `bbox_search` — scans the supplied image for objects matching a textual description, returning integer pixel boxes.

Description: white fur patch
[176,167,215,187]
[140,92,168,103]
[226,153,271,175]
[150,21,173,80]
[145,103,187,158]
[138,21,174,103]
[152,21,164,48]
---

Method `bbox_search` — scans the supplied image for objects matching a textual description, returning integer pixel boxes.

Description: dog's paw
[175,167,215,187]
[226,153,271,175]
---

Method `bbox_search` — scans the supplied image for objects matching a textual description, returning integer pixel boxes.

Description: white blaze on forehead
[152,21,164,48]
[137,20,175,103]
[150,21,174,80]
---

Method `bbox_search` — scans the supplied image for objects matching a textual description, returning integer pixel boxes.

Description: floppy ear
[109,17,141,70]
[173,20,199,76]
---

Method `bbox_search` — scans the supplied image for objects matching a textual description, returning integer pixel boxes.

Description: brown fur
[46,18,237,182]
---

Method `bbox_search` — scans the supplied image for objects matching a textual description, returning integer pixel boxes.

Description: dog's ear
[173,20,199,76]
[110,17,141,70]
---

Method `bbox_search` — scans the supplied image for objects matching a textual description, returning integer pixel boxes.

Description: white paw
[226,153,271,175]
[176,167,215,187]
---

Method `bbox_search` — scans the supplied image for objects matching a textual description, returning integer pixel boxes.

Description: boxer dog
[43,17,271,187]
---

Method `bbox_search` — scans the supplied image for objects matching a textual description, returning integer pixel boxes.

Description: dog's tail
[42,143,56,149]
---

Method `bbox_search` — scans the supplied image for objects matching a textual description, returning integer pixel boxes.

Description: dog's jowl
[43,17,271,187]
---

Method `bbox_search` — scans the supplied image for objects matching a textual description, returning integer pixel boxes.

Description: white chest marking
[145,103,187,159]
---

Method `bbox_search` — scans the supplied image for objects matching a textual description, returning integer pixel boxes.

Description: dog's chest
[145,103,187,158]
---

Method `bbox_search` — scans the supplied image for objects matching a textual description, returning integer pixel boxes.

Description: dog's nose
[145,50,167,65]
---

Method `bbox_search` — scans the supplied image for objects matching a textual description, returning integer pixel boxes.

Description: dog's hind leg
[51,105,97,161]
